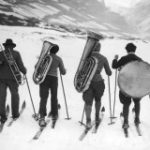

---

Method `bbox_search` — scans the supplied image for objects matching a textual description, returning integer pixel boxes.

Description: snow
[0,25,150,150]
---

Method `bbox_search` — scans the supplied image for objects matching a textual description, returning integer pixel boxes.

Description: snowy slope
[0,0,141,40]
[0,25,150,150]
[1,0,150,41]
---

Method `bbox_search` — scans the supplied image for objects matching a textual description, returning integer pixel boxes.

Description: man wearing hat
[112,43,142,129]
[0,39,26,124]
[38,44,66,127]
[83,42,112,128]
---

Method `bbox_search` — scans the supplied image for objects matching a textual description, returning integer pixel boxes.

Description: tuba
[33,41,54,84]
[0,45,24,85]
[74,31,104,92]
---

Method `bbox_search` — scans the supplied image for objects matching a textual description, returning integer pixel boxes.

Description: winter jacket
[47,53,66,77]
[91,51,112,82]
[0,49,26,80]
[112,53,142,69]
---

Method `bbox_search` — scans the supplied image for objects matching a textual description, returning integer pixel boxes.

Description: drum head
[118,61,150,98]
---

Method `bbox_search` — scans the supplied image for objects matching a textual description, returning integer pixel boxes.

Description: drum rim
[118,60,150,98]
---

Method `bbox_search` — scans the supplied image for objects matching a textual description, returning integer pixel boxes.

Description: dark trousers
[83,80,105,105]
[39,75,58,118]
[0,79,19,120]
[83,80,105,119]
[119,91,141,122]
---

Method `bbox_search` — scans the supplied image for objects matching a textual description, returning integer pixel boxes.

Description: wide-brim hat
[3,39,16,48]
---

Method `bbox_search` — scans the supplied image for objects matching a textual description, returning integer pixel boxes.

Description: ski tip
[33,137,38,140]
[78,121,86,127]
[58,104,61,109]
[22,101,26,109]
[101,106,105,112]
[132,107,135,113]
[6,105,10,114]
[120,112,123,117]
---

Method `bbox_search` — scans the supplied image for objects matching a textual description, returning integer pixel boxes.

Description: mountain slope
[0,0,138,39]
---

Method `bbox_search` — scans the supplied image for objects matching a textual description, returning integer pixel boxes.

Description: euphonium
[74,31,104,92]
[33,41,54,84]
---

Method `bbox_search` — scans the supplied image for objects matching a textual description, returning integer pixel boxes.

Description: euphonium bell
[33,41,54,84]
[33,54,52,84]
[74,31,104,92]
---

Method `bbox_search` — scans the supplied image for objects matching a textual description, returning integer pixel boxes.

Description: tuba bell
[74,31,104,92]
[33,41,54,84]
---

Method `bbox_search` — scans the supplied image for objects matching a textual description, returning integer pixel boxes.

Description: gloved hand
[23,68,27,75]
[114,55,119,60]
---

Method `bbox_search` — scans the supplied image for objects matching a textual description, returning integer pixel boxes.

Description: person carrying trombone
[0,39,27,124]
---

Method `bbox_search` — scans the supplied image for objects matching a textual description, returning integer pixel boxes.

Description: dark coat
[91,51,112,82]
[112,53,142,69]
[0,49,26,80]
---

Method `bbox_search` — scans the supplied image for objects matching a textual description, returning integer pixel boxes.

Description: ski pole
[59,73,71,120]
[107,76,114,125]
[112,69,118,118]
[78,104,86,126]
[25,75,38,120]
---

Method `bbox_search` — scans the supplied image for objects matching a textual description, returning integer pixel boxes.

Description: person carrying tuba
[83,42,112,128]
[38,44,66,127]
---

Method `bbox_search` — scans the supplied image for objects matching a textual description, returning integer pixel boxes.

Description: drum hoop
[118,60,150,98]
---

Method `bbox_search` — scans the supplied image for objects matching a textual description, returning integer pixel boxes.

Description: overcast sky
[104,0,141,8]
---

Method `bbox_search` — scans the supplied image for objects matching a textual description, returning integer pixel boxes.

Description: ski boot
[12,113,20,120]
[0,116,7,124]
[86,118,92,129]
[39,118,46,127]
[95,115,101,126]
[134,117,140,126]
[122,120,129,129]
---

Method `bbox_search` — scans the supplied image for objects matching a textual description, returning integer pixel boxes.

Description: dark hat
[3,39,16,48]
[50,44,59,54]
[125,43,136,53]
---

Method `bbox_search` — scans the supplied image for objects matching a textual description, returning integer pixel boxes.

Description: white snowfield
[0,25,150,150]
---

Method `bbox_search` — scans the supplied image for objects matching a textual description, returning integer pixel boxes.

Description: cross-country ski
[7,101,26,127]
[120,112,129,138]
[51,119,57,129]
[33,117,51,140]
[92,107,105,133]
[79,121,95,141]
[0,105,10,133]
[135,124,142,136]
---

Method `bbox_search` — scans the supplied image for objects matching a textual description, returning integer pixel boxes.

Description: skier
[83,42,112,128]
[112,43,142,128]
[38,44,66,127]
[0,39,27,124]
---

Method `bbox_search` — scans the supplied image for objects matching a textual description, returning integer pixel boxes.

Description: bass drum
[118,61,150,98]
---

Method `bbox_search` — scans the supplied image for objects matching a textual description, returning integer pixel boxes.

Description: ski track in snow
[0,25,150,150]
